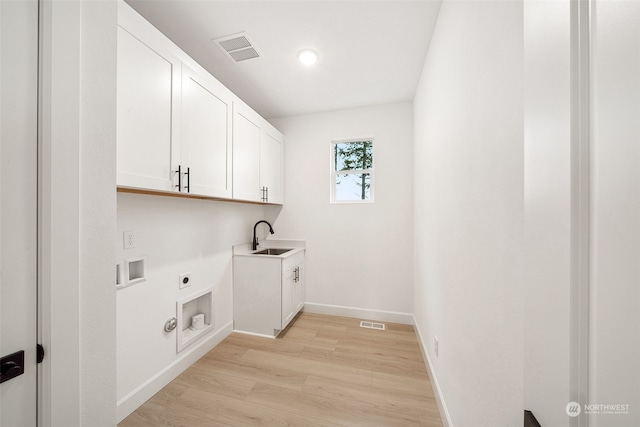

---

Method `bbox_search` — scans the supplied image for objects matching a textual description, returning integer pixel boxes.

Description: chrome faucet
[252,220,274,250]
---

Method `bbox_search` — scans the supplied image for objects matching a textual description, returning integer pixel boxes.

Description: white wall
[79,1,118,424]
[39,0,117,425]
[412,1,524,426]
[269,102,414,321]
[116,193,267,421]
[523,1,573,425]
[590,1,640,425]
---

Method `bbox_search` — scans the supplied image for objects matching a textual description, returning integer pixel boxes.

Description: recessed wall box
[177,288,214,352]
[116,261,125,289]
[125,256,146,287]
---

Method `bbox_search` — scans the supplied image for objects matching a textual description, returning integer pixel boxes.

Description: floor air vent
[213,32,261,62]
[360,321,386,331]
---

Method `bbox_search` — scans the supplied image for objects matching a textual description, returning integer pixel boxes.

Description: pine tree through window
[331,139,374,203]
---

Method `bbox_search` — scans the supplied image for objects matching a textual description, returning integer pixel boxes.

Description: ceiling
[125,0,442,119]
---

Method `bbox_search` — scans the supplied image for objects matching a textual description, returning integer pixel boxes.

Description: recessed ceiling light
[298,49,318,66]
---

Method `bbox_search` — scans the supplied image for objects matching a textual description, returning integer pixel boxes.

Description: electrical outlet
[179,273,191,289]
[434,336,439,358]
[123,231,135,249]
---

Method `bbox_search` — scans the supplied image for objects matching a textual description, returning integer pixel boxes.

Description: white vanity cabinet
[233,249,305,337]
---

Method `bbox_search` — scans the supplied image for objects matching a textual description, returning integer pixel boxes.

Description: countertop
[233,239,306,259]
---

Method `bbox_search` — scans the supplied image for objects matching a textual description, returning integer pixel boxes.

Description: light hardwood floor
[119,312,443,426]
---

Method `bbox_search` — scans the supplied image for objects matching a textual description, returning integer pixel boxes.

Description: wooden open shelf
[117,186,282,206]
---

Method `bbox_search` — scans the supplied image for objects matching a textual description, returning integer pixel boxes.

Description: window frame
[330,137,375,204]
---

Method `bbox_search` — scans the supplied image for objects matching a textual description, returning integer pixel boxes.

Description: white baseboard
[116,320,233,423]
[412,317,453,427]
[233,329,276,339]
[303,302,413,325]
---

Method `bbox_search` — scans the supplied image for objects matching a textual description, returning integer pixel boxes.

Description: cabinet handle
[184,167,190,193]
[265,186,269,202]
[175,165,182,191]
[294,267,299,283]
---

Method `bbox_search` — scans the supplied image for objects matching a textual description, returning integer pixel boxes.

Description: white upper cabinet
[117,2,283,204]
[260,127,284,204]
[233,102,284,204]
[181,66,233,198]
[232,103,262,202]
[116,23,180,192]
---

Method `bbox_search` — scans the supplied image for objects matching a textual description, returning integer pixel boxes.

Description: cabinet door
[181,66,233,198]
[260,127,284,204]
[116,25,180,192]
[281,266,296,328]
[294,262,305,313]
[232,104,261,202]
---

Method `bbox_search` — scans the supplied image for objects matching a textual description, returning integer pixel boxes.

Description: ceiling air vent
[213,32,261,62]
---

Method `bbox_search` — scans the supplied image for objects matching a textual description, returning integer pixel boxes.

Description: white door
[181,66,233,198]
[0,0,39,425]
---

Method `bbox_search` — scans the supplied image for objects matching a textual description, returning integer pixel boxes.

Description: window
[331,138,374,203]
